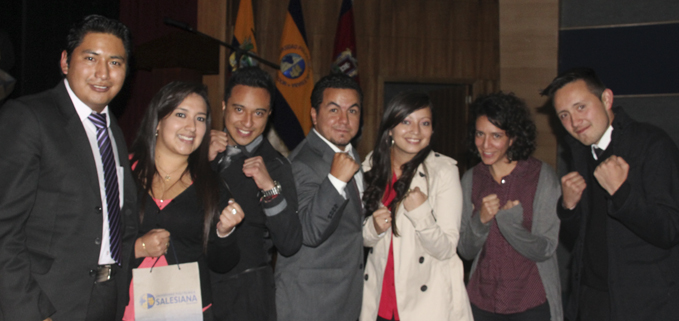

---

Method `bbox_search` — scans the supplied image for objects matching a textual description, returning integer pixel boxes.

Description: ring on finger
[231,208,237,215]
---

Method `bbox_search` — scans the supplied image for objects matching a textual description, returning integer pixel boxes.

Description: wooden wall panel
[119,0,199,145]
[202,0,499,158]
[197,0,229,129]
[499,0,559,167]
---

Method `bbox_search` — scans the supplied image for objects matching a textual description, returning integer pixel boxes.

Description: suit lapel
[110,116,136,217]
[54,82,100,194]
[307,130,363,214]
[307,130,337,163]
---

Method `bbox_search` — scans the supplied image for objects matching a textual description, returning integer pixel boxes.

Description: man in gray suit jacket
[275,73,364,321]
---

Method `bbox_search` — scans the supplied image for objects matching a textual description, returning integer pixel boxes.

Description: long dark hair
[363,91,435,236]
[130,81,219,251]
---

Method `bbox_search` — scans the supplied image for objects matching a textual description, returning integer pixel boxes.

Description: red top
[153,197,172,210]
[378,172,399,320]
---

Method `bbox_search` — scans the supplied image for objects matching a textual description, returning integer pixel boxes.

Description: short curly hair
[467,92,536,162]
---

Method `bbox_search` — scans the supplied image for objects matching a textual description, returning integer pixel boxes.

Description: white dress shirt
[65,79,123,265]
[592,124,614,160]
[312,128,364,200]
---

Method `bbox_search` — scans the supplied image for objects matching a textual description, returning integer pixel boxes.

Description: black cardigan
[135,182,240,307]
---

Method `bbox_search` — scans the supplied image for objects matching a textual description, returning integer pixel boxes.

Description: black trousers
[211,265,276,321]
[577,285,610,321]
[85,266,119,321]
[471,301,551,321]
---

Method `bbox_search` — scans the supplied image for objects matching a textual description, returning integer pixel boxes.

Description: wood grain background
[198,0,558,167]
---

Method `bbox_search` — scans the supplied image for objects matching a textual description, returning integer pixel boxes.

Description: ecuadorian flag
[332,0,359,83]
[273,0,314,151]
[229,0,258,70]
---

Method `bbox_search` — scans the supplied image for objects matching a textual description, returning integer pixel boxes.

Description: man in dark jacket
[542,67,679,321]
[208,67,302,321]
[0,15,137,321]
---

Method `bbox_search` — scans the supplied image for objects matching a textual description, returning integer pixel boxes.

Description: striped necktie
[88,112,122,265]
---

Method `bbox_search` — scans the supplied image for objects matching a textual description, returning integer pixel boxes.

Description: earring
[390,137,394,146]
[156,129,158,137]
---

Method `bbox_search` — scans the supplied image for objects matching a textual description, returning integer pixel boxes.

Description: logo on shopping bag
[139,293,156,309]
[139,291,199,309]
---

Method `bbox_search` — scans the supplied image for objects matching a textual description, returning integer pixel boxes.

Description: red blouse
[378,172,399,320]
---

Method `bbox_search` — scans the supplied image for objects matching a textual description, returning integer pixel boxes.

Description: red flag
[331,0,359,83]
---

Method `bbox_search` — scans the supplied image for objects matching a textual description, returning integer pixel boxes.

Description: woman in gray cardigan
[458,92,562,321]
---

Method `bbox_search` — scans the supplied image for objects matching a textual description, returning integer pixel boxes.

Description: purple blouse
[467,157,547,314]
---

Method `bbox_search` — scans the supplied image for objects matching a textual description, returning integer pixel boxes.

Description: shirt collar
[591,124,613,160]
[241,134,263,157]
[65,79,111,127]
[479,158,531,181]
[313,128,354,157]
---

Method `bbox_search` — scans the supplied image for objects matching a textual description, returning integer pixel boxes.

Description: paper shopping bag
[133,262,203,321]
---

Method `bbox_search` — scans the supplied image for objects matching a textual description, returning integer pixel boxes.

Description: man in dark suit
[275,73,364,321]
[207,67,302,321]
[542,68,679,321]
[0,15,137,321]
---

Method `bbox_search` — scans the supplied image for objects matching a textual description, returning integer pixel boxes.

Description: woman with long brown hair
[360,91,472,320]
[123,81,243,320]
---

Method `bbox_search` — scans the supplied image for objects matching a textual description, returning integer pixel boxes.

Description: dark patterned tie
[350,177,362,209]
[346,152,362,208]
[88,113,122,265]
[218,145,242,174]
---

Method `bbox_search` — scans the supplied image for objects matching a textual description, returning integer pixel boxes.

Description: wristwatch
[261,181,282,198]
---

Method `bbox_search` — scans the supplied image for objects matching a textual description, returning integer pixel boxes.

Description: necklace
[156,164,186,182]
[155,171,186,203]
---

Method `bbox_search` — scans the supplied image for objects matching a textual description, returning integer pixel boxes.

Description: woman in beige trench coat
[360,91,473,321]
